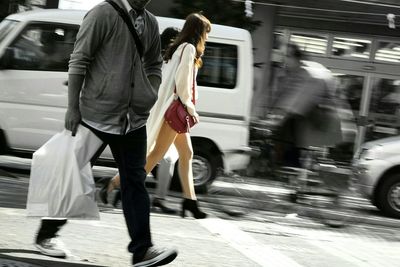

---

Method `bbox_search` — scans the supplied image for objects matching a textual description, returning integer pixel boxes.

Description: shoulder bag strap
[106,0,144,59]
[174,43,196,104]
[192,67,195,105]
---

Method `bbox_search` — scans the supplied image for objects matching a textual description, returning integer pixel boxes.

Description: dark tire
[376,173,400,219]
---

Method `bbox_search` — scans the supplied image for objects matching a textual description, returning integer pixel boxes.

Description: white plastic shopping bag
[27,125,103,219]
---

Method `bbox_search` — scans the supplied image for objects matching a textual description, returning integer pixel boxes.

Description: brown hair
[164,13,211,68]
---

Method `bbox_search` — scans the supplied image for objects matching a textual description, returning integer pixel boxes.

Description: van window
[7,23,78,72]
[197,42,238,89]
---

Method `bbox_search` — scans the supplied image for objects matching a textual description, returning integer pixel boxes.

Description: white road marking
[198,217,304,267]
[266,222,400,267]
[212,180,292,194]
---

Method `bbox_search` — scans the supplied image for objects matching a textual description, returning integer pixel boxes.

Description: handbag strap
[106,0,144,59]
[174,43,196,105]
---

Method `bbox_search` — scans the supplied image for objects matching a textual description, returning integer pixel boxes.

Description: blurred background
[2,0,400,155]
[2,1,400,266]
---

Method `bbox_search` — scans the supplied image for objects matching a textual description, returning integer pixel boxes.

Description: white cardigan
[146,43,198,158]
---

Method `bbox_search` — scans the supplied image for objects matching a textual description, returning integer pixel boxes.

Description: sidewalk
[0,207,257,267]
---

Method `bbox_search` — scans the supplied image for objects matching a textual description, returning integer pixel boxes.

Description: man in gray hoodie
[34,0,178,266]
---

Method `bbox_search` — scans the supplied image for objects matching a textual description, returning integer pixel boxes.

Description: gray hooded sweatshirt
[68,0,162,131]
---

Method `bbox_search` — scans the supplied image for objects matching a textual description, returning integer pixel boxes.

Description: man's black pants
[36,124,152,258]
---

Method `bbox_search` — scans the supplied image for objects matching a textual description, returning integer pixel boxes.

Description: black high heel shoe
[181,199,207,219]
[152,198,176,214]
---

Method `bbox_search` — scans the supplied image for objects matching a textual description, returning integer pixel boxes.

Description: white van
[0,9,254,191]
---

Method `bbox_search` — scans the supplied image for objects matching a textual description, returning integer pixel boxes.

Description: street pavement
[206,175,400,229]
[0,163,269,267]
[1,155,400,266]
[0,171,316,267]
[0,206,263,267]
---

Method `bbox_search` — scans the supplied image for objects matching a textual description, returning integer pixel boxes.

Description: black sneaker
[34,238,67,258]
[133,246,178,267]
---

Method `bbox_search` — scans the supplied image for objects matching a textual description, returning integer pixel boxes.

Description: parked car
[0,9,254,191]
[353,136,400,218]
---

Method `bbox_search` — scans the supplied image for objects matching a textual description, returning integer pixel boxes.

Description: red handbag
[164,44,197,133]
[164,98,197,133]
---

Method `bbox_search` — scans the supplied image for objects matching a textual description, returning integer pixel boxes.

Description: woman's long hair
[164,13,211,68]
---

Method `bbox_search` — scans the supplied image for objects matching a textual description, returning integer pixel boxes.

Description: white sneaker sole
[34,243,67,258]
[133,250,178,267]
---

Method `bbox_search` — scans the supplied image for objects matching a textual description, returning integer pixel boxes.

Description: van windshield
[0,19,18,42]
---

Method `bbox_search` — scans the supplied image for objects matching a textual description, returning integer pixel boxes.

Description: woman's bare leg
[108,121,177,190]
[108,173,120,192]
[174,133,196,200]
[145,120,177,174]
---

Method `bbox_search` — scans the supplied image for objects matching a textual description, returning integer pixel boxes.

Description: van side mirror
[0,48,14,69]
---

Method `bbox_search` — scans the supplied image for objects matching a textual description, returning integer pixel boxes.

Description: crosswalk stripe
[266,222,400,267]
[199,218,304,267]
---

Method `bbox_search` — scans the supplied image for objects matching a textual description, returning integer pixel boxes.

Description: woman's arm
[175,44,198,118]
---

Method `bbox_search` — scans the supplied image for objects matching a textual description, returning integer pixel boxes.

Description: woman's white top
[146,42,198,157]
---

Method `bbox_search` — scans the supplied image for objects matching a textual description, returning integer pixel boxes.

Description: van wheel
[170,145,219,194]
[192,146,218,193]
[376,173,400,218]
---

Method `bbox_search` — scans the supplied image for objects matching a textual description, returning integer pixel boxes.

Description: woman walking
[102,13,211,219]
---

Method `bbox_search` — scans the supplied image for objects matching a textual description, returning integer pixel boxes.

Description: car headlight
[358,146,383,160]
